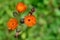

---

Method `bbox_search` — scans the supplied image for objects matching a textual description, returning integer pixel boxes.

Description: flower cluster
[7,2,36,30]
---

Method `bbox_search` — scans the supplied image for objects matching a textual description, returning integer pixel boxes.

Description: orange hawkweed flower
[16,2,26,12]
[24,14,36,26]
[7,18,18,30]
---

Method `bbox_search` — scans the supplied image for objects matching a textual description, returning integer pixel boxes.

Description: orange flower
[24,14,36,26]
[7,18,18,30]
[16,2,26,12]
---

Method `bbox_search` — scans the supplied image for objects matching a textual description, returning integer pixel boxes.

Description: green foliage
[0,0,60,40]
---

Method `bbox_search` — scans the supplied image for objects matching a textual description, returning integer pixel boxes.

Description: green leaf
[54,8,60,16]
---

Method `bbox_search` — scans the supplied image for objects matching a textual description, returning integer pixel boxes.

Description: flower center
[28,19,30,21]
[12,23,14,25]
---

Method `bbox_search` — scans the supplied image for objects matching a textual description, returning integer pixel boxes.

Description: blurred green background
[0,0,60,40]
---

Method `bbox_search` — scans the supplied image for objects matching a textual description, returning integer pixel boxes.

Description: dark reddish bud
[31,7,35,12]
[20,18,24,24]
[16,28,20,32]
[14,32,19,38]
[13,11,18,17]
[29,11,32,15]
